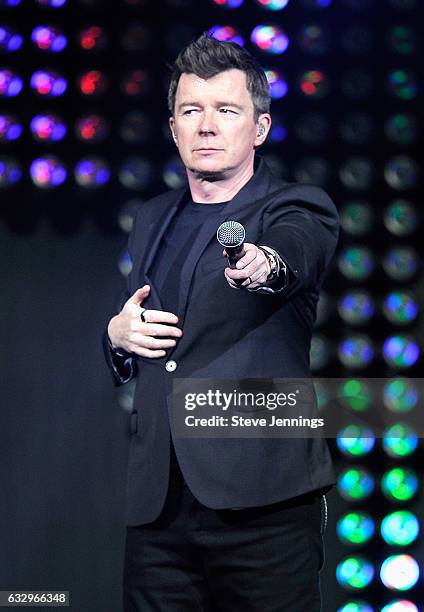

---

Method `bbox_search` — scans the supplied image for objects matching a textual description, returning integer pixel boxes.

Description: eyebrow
[178,101,244,111]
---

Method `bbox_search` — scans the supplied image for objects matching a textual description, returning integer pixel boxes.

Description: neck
[187,157,255,204]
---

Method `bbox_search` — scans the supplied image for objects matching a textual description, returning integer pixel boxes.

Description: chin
[187,159,231,179]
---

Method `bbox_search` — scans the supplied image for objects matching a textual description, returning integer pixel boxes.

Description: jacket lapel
[139,189,187,310]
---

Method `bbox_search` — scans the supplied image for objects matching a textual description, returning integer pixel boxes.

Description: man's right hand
[107,285,183,359]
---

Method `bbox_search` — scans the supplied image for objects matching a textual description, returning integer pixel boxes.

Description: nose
[198,109,217,136]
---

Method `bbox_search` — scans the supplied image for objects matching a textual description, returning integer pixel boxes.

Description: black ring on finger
[140,307,147,322]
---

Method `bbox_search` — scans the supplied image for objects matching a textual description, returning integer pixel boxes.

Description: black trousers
[123,451,326,612]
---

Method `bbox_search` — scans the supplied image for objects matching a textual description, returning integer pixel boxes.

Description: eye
[220,108,236,114]
[182,109,198,116]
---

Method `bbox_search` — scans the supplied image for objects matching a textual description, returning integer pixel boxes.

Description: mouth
[194,148,223,153]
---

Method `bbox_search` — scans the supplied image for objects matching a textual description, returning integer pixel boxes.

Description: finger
[142,323,183,338]
[225,264,261,281]
[144,310,179,325]
[235,250,258,270]
[245,269,269,288]
[224,270,242,289]
[128,285,150,305]
[131,347,167,359]
[131,335,178,350]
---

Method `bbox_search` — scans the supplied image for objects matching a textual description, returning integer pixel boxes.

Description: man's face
[169,69,270,179]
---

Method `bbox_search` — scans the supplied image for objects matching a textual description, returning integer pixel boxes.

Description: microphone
[216,221,246,269]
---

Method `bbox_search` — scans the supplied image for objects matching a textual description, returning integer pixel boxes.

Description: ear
[169,117,178,144]
[254,114,271,147]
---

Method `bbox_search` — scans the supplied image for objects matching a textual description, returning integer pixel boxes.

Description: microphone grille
[216,221,245,248]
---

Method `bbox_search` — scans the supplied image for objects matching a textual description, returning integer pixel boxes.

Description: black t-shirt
[150,197,229,316]
[150,196,229,482]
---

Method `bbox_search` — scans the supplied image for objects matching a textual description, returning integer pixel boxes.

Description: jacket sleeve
[103,215,139,387]
[256,184,339,296]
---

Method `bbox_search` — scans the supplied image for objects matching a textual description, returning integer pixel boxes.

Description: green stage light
[337,511,375,545]
[381,511,419,546]
[381,468,418,502]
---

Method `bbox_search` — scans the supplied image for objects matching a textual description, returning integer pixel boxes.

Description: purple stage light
[0,26,23,51]
[0,114,22,140]
[0,156,21,186]
[254,0,290,9]
[30,114,66,141]
[30,156,67,188]
[251,25,289,54]
[30,70,67,96]
[264,69,288,98]
[209,26,244,46]
[0,69,23,96]
[383,336,420,368]
[35,0,67,6]
[75,158,111,188]
[211,0,244,7]
[31,25,67,52]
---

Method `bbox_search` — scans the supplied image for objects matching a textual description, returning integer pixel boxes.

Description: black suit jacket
[104,157,339,525]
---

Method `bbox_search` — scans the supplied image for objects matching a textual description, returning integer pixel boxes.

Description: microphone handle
[226,244,245,270]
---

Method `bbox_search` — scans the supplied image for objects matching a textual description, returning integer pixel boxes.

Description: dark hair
[167,32,270,122]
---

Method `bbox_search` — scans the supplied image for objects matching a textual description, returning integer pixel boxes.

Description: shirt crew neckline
[189,199,230,208]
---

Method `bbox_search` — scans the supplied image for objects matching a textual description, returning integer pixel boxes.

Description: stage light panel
[381,467,418,502]
[386,70,418,100]
[338,379,372,412]
[78,26,108,51]
[381,601,418,612]
[338,247,375,281]
[380,555,420,591]
[382,423,418,458]
[381,511,419,547]
[0,114,22,140]
[337,512,375,545]
[337,603,373,612]
[339,202,373,236]
[382,292,418,325]
[384,200,418,235]
[337,467,375,501]
[339,157,374,190]
[297,24,328,54]
[251,25,289,54]
[118,157,152,190]
[75,114,109,142]
[31,25,67,52]
[383,379,418,413]
[0,25,23,51]
[75,157,110,188]
[337,424,375,457]
[382,247,419,281]
[209,25,244,45]
[0,69,23,96]
[30,156,67,188]
[0,156,21,186]
[30,114,67,141]
[78,70,108,96]
[384,156,419,190]
[336,556,374,590]
[382,336,419,368]
[30,70,67,96]
[264,69,288,98]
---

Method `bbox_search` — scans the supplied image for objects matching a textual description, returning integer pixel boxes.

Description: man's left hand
[223,243,271,290]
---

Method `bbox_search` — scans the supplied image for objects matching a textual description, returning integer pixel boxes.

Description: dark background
[1,1,423,610]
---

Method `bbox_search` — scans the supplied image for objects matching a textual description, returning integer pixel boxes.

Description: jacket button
[165,360,177,372]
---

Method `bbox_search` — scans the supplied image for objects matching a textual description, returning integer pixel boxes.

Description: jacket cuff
[247,246,290,294]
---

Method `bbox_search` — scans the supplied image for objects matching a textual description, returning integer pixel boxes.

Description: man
[105,33,339,612]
